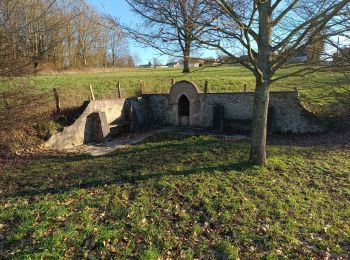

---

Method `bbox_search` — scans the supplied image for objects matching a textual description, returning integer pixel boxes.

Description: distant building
[155,65,168,69]
[139,61,154,68]
[166,61,180,68]
[290,51,308,63]
[203,58,220,67]
[333,47,350,64]
[189,59,205,68]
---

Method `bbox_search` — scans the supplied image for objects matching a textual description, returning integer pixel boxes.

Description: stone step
[109,121,129,136]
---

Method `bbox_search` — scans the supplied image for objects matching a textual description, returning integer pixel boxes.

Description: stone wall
[46,81,325,150]
[201,92,325,133]
[201,93,253,127]
[138,81,325,134]
[46,99,126,150]
[269,92,325,133]
[140,94,169,125]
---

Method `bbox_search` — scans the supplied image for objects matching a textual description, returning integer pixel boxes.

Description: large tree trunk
[249,0,272,166]
[249,80,270,165]
[183,55,190,73]
[182,41,191,73]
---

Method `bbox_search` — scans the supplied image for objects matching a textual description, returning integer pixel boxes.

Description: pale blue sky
[86,0,345,65]
[87,0,172,65]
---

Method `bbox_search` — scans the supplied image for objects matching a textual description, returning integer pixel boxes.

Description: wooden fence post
[89,84,95,100]
[204,80,209,94]
[139,80,143,95]
[117,81,121,98]
[171,78,176,87]
[243,84,247,93]
[53,88,60,114]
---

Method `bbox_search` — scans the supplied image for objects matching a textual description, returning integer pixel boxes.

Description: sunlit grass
[1,133,349,258]
[24,66,349,115]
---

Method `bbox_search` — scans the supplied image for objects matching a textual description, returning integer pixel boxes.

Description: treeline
[0,0,134,75]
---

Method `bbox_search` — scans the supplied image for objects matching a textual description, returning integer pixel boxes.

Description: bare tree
[196,0,350,165]
[122,0,212,73]
[109,28,127,67]
[0,0,133,153]
[0,0,131,74]
[0,0,63,75]
[327,6,350,115]
[328,4,350,66]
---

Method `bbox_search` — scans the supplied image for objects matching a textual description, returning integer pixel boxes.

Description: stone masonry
[46,81,325,150]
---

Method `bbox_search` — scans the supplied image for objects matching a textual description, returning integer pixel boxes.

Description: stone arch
[168,80,202,126]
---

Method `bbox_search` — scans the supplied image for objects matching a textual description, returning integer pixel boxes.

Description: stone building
[47,80,325,150]
[166,62,181,68]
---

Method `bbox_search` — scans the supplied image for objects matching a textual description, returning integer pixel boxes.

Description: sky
[87,0,169,65]
[86,0,347,65]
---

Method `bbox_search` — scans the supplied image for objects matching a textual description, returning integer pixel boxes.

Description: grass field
[1,66,349,258]
[1,133,349,258]
[28,66,350,115]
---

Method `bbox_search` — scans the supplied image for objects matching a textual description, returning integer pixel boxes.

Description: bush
[0,78,53,153]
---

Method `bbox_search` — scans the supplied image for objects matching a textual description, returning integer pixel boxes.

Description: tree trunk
[112,46,115,67]
[182,41,191,73]
[249,0,272,166]
[183,55,190,73]
[249,81,270,165]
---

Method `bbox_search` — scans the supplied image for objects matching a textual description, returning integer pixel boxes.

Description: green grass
[26,66,350,115]
[1,133,349,258]
[0,66,348,116]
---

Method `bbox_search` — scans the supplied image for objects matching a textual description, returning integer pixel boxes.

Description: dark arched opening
[178,95,190,116]
[178,95,190,126]
[267,107,276,135]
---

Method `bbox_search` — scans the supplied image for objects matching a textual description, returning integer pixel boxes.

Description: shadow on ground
[2,130,349,200]
[3,162,253,199]
[1,134,252,199]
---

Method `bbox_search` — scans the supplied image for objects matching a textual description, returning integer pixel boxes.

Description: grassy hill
[1,65,347,152]
[28,66,349,116]
[1,132,349,258]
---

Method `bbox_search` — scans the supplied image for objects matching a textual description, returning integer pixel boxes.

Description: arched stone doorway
[178,94,190,126]
[168,80,202,127]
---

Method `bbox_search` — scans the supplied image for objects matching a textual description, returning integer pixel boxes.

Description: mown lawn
[28,66,350,115]
[1,133,349,258]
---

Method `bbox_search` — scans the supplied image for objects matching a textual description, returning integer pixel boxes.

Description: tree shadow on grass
[32,137,247,163]
[1,133,252,199]
[0,162,254,257]
[2,161,253,200]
